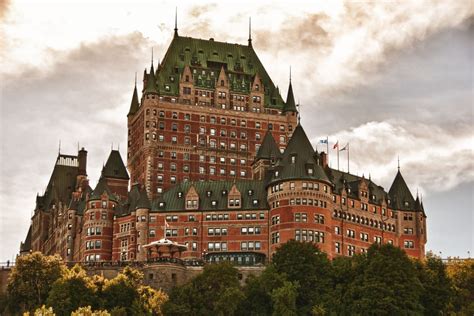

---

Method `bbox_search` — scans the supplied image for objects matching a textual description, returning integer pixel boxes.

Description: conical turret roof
[269,124,330,184]
[127,83,140,116]
[90,177,115,200]
[284,81,297,113]
[144,63,158,94]
[136,187,151,209]
[102,150,129,180]
[388,170,416,211]
[255,131,281,161]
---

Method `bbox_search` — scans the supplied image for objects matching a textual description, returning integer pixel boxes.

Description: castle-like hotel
[20,24,427,264]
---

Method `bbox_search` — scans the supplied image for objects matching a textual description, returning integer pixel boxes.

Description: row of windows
[86,227,102,236]
[295,230,325,243]
[290,198,328,208]
[119,223,132,233]
[241,241,261,251]
[88,210,109,220]
[85,240,102,250]
[208,227,227,236]
[85,254,101,262]
[207,242,228,252]
[241,227,261,235]
[333,210,396,232]
[142,109,291,131]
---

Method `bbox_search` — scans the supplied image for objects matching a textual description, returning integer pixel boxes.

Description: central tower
[127,25,298,198]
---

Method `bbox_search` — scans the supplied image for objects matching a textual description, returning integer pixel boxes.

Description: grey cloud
[0,31,155,261]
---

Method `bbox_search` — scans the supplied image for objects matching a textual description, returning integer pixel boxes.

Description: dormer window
[222,190,228,196]
[206,190,212,197]
[275,171,279,177]
[211,200,217,207]
[307,168,313,175]
[228,198,241,208]
[177,192,183,198]
[186,199,198,209]
[159,202,165,208]
[291,155,296,164]
[248,189,254,196]
[404,201,409,207]
[252,199,258,206]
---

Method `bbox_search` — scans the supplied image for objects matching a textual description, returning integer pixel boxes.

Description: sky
[0,0,472,262]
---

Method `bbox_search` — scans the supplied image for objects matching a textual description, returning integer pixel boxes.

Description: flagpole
[326,136,329,158]
[337,146,340,171]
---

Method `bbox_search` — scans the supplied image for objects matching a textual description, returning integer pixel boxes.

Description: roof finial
[248,17,252,46]
[58,140,61,155]
[416,187,419,198]
[135,72,137,86]
[151,47,154,66]
[289,65,292,82]
[174,7,178,37]
[397,155,400,171]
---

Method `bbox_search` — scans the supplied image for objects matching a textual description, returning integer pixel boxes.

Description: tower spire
[151,47,154,66]
[397,156,400,171]
[174,7,178,37]
[248,17,252,46]
[289,66,292,82]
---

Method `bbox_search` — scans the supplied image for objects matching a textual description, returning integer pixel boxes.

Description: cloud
[0,31,154,262]
[0,0,9,20]
[254,1,473,93]
[313,120,474,195]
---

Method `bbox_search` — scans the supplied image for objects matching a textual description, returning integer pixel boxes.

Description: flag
[333,141,339,149]
[340,143,348,151]
[319,139,328,144]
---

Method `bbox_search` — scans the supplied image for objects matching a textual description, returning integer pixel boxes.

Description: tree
[415,254,453,315]
[272,240,332,314]
[131,285,168,316]
[237,266,288,315]
[46,264,99,316]
[71,306,110,316]
[446,259,474,315]
[7,252,65,313]
[343,244,424,315]
[163,262,244,316]
[101,267,142,313]
[271,281,299,316]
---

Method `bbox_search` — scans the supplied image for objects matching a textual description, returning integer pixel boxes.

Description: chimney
[78,147,87,175]
[320,152,328,168]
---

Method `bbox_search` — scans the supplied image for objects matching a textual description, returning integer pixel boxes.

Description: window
[271,232,280,244]
[335,242,341,254]
[348,245,356,256]
[403,227,414,235]
[347,229,355,238]
[149,229,156,237]
[404,240,414,249]
[314,214,325,224]
[334,226,340,235]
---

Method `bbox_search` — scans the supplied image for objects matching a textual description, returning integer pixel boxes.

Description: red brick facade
[20,31,427,264]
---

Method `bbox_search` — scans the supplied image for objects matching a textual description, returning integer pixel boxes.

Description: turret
[102,150,130,200]
[252,130,280,181]
[127,79,140,117]
[135,185,151,261]
[266,124,333,255]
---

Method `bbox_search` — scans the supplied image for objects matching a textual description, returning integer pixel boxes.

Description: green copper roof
[127,84,140,116]
[255,130,281,161]
[136,186,151,209]
[90,177,116,201]
[156,35,286,109]
[328,169,389,205]
[284,81,297,113]
[269,124,330,184]
[152,180,268,212]
[388,170,416,211]
[144,63,158,94]
[102,150,129,180]
[39,154,79,211]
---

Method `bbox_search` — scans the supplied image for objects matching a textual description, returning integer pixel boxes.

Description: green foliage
[271,280,299,316]
[24,305,56,316]
[131,285,168,316]
[343,244,424,315]
[7,252,65,313]
[415,254,453,315]
[101,274,138,313]
[237,265,288,315]
[163,262,244,316]
[46,265,98,316]
[272,240,332,314]
[71,306,111,316]
[446,259,474,315]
